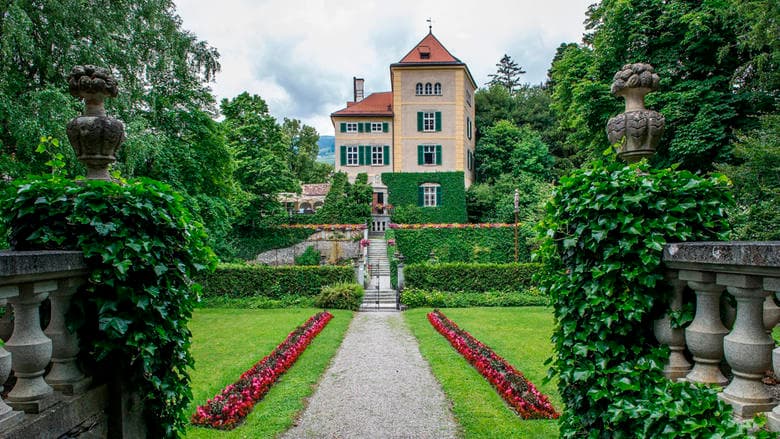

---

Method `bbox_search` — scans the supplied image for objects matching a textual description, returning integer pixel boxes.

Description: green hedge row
[400,288,548,308]
[405,262,541,292]
[389,226,534,264]
[231,227,315,260]
[198,263,354,298]
[382,171,467,223]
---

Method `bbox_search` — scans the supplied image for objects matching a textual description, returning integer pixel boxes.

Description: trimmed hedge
[400,288,548,308]
[405,263,541,292]
[389,226,533,264]
[199,263,354,298]
[382,171,467,223]
[231,227,315,260]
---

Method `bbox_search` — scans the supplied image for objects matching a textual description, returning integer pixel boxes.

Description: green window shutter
[435,112,442,131]
[358,123,364,133]
[417,112,423,131]
[340,122,346,133]
[358,145,365,165]
[382,122,388,133]
[418,186,424,206]
[365,122,371,132]
[340,145,346,166]
[417,145,423,165]
[435,145,442,165]
[383,145,390,165]
[436,186,442,206]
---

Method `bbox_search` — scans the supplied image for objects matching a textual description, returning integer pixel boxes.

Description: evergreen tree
[487,54,526,92]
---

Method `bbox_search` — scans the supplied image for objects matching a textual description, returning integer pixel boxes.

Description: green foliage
[548,1,777,171]
[466,172,552,224]
[313,172,372,224]
[294,245,321,266]
[536,159,773,437]
[392,227,530,264]
[718,114,780,240]
[315,283,365,311]
[198,294,316,309]
[475,120,553,183]
[405,263,541,293]
[400,288,547,308]
[487,54,526,92]
[198,263,354,299]
[0,176,215,437]
[382,172,467,223]
[229,227,315,260]
[281,117,332,183]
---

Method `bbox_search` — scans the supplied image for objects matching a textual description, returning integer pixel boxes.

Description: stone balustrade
[658,241,780,429]
[371,214,390,234]
[0,250,93,434]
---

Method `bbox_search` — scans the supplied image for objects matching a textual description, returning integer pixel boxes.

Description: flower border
[191,311,334,429]
[389,222,516,229]
[427,309,559,420]
[279,224,367,231]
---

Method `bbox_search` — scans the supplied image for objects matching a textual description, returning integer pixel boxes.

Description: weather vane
[427,18,433,33]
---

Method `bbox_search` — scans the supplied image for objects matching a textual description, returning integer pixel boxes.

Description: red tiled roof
[331,92,393,116]
[397,32,461,64]
[301,183,331,196]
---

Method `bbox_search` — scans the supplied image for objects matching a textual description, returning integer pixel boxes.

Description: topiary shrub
[538,159,771,437]
[0,176,215,437]
[315,283,364,310]
[294,245,321,266]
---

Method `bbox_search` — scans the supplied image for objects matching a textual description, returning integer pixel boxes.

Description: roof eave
[390,62,478,89]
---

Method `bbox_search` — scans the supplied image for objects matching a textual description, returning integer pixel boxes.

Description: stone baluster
[397,255,406,291]
[5,281,57,413]
[45,276,91,395]
[653,271,691,380]
[717,274,776,418]
[0,293,24,429]
[681,270,729,385]
[764,277,780,432]
[0,304,12,341]
[763,293,780,334]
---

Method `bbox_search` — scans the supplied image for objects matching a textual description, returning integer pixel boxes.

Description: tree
[475,120,552,183]
[487,54,526,92]
[281,118,332,183]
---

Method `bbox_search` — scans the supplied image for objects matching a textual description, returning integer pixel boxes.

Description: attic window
[418,46,431,59]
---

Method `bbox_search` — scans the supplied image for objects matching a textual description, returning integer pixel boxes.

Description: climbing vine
[1,176,215,438]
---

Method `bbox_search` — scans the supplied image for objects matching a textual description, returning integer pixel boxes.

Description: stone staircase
[361,238,398,312]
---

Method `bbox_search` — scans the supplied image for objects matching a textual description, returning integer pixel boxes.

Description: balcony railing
[658,241,780,430]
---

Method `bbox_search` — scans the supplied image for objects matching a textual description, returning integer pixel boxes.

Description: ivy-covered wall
[388,226,532,264]
[381,171,467,223]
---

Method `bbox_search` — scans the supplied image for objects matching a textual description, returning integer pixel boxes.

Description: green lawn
[184,308,353,438]
[404,307,560,439]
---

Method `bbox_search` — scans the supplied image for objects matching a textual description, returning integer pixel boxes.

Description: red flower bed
[279,224,366,231]
[191,311,334,429]
[389,222,515,229]
[427,309,559,420]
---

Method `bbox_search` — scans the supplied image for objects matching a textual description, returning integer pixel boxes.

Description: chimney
[353,77,365,102]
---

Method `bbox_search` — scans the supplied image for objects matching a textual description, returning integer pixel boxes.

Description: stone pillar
[397,255,405,291]
[653,271,691,381]
[45,276,91,394]
[6,281,56,413]
[357,261,365,287]
[717,274,775,418]
[0,297,24,430]
[763,277,780,431]
[763,294,780,334]
[0,304,12,341]
[681,270,729,385]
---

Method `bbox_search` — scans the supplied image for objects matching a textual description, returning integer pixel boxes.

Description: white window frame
[416,83,423,95]
[422,184,439,207]
[422,144,436,165]
[424,83,433,95]
[423,112,435,132]
[434,83,441,95]
[467,117,472,140]
[371,145,384,165]
[371,122,383,133]
[346,146,359,166]
[345,122,358,133]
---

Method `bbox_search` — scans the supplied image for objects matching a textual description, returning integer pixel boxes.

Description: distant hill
[317,135,335,165]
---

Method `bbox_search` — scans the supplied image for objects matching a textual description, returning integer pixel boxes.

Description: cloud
[174,0,593,135]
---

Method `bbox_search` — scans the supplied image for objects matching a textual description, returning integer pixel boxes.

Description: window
[466,89,472,106]
[346,146,359,165]
[416,83,423,95]
[467,117,472,140]
[345,122,358,133]
[418,183,441,207]
[371,145,384,165]
[423,112,435,132]
[425,83,432,95]
[417,144,442,166]
[371,122,383,132]
[434,83,441,95]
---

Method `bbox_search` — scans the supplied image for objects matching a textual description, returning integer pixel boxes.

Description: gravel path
[282,312,459,439]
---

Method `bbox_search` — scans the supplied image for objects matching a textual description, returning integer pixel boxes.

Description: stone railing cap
[663,242,780,276]
[0,251,87,285]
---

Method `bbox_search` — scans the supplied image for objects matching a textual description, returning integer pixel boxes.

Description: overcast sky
[174,0,594,136]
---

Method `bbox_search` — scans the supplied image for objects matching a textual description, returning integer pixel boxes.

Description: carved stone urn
[606,63,665,163]
[66,65,125,180]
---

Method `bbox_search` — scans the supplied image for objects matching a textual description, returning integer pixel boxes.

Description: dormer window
[418,45,431,59]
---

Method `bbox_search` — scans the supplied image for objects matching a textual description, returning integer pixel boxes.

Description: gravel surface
[282,312,459,439]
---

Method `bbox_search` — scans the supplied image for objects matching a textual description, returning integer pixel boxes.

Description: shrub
[294,245,321,266]
[389,226,533,264]
[400,288,547,308]
[405,263,540,293]
[199,263,354,298]
[315,283,364,310]
[538,159,771,437]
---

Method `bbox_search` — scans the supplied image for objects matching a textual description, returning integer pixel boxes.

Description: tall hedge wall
[389,226,533,264]
[405,263,541,292]
[382,171,467,223]
[198,263,354,298]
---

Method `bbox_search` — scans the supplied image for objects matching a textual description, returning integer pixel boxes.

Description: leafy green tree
[314,172,371,224]
[466,172,552,224]
[475,120,552,183]
[488,54,526,92]
[281,117,332,183]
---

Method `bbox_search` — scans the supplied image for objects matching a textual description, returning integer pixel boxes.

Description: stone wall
[253,230,362,265]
